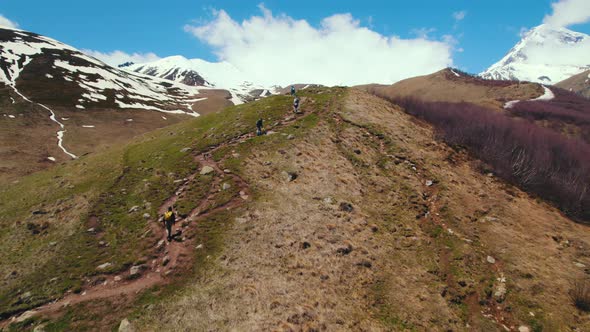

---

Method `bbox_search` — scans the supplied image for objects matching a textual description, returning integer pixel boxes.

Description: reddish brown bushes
[510,88,590,142]
[381,95,590,222]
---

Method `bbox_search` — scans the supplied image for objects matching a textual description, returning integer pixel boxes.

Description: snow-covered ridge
[0,27,205,114]
[125,55,280,104]
[481,24,590,84]
[0,27,211,158]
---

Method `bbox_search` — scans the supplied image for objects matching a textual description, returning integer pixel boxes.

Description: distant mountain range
[124,56,279,104]
[480,24,590,84]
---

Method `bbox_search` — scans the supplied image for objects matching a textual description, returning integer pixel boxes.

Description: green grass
[1,88,340,326]
[0,93,296,318]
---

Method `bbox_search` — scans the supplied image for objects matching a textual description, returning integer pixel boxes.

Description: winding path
[1,103,306,327]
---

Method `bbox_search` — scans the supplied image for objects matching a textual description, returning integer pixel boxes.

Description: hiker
[256,118,264,136]
[293,97,300,113]
[163,206,176,242]
[290,85,296,96]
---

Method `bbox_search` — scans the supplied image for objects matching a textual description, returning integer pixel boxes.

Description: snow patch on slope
[504,85,554,109]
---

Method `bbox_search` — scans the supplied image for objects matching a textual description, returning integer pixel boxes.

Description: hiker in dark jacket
[256,118,263,136]
[163,206,176,242]
[290,85,296,96]
[293,97,300,113]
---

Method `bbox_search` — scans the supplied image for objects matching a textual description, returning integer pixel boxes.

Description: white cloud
[543,0,590,27]
[411,27,436,39]
[185,6,454,86]
[81,50,161,67]
[0,14,18,29]
[453,11,467,22]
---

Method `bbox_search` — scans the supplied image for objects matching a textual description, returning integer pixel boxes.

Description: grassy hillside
[357,68,541,111]
[0,91,308,320]
[555,69,590,99]
[2,87,590,331]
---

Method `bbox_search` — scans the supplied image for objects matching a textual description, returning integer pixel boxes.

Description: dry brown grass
[356,68,541,111]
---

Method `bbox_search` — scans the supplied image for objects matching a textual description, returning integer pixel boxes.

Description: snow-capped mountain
[480,24,590,84]
[125,56,279,104]
[0,27,209,116]
[0,26,233,171]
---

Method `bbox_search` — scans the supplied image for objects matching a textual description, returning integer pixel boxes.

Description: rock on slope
[555,69,590,98]
[480,24,590,84]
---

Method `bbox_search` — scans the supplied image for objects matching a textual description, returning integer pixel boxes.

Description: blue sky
[1,0,589,74]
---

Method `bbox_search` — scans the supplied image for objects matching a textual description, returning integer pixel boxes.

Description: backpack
[164,211,175,223]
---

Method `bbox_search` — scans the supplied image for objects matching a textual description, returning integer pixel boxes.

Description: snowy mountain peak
[480,24,590,84]
[125,56,279,104]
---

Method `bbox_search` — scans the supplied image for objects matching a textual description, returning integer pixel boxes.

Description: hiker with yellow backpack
[163,206,176,242]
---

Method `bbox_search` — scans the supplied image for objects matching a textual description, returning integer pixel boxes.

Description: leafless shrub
[571,278,590,312]
[376,94,590,222]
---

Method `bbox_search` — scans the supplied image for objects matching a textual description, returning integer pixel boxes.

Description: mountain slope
[359,68,541,110]
[1,87,589,331]
[0,27,231,182]
[555,69,590,98]
[125,56,279,104]
[480,24,590,84]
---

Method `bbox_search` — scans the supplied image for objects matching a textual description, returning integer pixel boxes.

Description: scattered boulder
[15,310,36,323]
[336,244,353,255]
[180,147,191,153]
[353,149,361,155]
[200,166,215,175]
[33,323,46,332]
[287,134,295,140]
[128,206,140,213]
[96,262,112,271]
[223,169,231,173]
[487,256,496,264]
[162,256,170,266]
[143,213,151,220]
[129,265,145,278]
[114,276,122,282]
[323,197,334,204]
[425,180,434,187]
[26,222,49,235]
[301,241,311,249]
[282,171,298,182]
[356,260,372,268]
[87,227,95,233]
[222,182,231,190]
[339,202,354,212]
[20,291,32,301]
[494,275,507,302]
[118,318,135,332]
[518,326,530,332]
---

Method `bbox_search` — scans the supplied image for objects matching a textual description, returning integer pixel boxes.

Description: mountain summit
[480,24,590,84]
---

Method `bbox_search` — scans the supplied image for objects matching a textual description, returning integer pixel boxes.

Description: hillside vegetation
[1,87,590,332]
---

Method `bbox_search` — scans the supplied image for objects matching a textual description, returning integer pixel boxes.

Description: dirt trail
[1,106,305,327]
